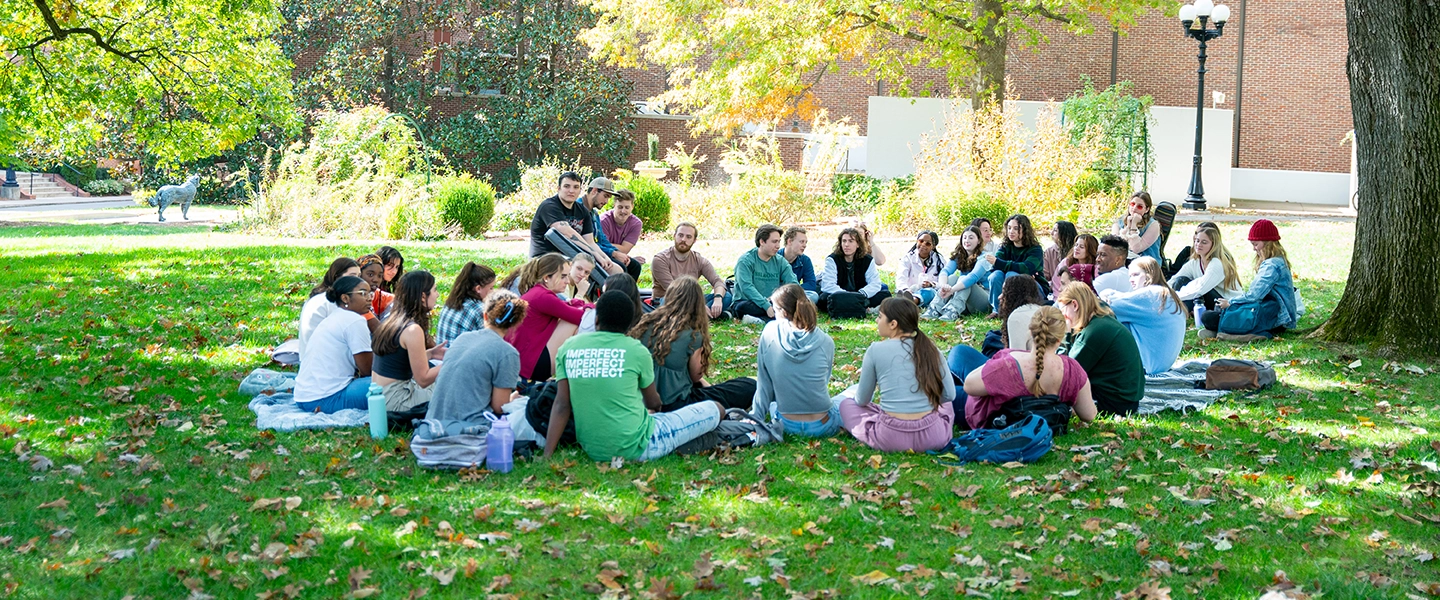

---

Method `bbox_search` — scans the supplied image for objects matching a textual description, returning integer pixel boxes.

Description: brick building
[625,1,1351,179]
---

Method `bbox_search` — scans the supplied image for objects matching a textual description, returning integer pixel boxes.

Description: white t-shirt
[294,310,372,403]
[1093,268,1131,298]
[1006,304,1042,351]
[297,293,338,362]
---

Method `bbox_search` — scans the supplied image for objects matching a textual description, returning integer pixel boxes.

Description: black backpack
[523,380,577,446]
[826,293,867,320]
[990,394,1073,436]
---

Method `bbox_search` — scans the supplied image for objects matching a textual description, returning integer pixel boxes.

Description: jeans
[769,397,845,437]
[638,401,723,461]
[947,345,987,424]
[954,259,995,290]
[986,270,1046,313]
[933,283,991,316]
[803,290,820,304]
[732,299,772,321]
[914,288,936,307]
[297,377,372,414]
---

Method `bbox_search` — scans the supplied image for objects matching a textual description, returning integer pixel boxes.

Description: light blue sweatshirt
[1103,285,1187,375]
[756,318,836,414]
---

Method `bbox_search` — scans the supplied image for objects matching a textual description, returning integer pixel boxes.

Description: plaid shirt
[435,297,485,345]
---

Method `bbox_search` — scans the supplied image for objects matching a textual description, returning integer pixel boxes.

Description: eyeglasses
[348,290,374,297]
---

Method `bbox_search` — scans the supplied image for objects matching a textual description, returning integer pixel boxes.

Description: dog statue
[155,175,200,222]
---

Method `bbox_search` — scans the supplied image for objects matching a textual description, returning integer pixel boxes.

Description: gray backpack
[713,409,785,447]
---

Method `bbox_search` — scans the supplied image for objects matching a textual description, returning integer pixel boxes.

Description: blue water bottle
[484,413,514,473]
[1194,304,1206,330]
[366,383,388,439]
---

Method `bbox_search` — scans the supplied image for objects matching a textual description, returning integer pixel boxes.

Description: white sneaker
[741,315,765,326]
[939,307,961,322]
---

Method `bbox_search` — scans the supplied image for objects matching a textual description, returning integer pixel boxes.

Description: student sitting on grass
[543,291,726,463]
[819,227,891,315]
[732,224,799,324]
[377,245,405,293]
[779,226,820,303]
[1055,283,1144,416]
[984,215,1046,317]
[425,291,527,426]
[962,306,1097,430]
[371,271,447,416]
[1101,257,1188,375]
[896,230,944,307]
[436,262,496,346]
[300,257,361,361]
[599,189,646,281]
[837,297,956,453]
[509,254,593,382]
[1044,221,1078,286]
[756,284,839,437]
[997,275,1045,351]
[603,273,644,330]
[925,226,991,321]
[564,252,598,302]
[358,254,395,318]
[1055,233,1099,288]
[1199,219,1304,342]
[1167,224,1243,313]
[632,277,757,412]
[294,276,374,413]
[1113,191,1163,263]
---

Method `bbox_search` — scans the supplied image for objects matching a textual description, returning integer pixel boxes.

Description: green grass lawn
[0,220,1436,599]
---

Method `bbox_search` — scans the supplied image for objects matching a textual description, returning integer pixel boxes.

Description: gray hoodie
[756,318,836,415]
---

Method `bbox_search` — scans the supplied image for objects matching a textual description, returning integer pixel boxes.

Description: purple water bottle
[484,413,514,473]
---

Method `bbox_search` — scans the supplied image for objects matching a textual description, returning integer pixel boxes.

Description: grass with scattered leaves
[0,221,1437,600]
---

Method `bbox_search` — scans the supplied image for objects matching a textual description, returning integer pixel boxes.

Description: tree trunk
[969,0,1007,108]
[1320,0,1440,354]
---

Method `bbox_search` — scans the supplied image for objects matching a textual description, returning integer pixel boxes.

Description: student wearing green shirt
[732,224,800,325]
[542,291,724,462]
[1054,282,1144,416]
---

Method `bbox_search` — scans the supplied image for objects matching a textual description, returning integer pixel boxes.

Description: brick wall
[1005,3,1350,173]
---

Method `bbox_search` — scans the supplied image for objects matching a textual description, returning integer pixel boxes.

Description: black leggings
[817,290,891,313]
[531,346,553,382]
[1170,275,1224,312]
[660,377,757,413]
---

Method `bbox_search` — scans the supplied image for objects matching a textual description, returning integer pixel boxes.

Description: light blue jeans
[772,397,845,437]
[638,401,722,461]
[803,290,820,304]
[296,377,371,414]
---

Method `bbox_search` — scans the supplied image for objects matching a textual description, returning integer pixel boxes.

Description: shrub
[241,107,450,239]
[83,179,124,196]
[830,174,886,214]
[435,175,496,236]
[617,175,671,233]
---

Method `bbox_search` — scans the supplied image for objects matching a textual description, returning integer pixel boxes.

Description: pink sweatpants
[838,398,955,453]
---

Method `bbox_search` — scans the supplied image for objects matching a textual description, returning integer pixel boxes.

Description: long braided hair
[1026,306,1068,396]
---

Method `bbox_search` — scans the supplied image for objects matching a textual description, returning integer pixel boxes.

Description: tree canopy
[0,0,300,165]
[580,0,1165,132]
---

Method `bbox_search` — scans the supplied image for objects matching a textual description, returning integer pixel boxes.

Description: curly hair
[629,276,711,375]
[998,275,1044,348]
[1026,306,1068,395]
[483,290,529,330]
[1001,215,1041,251]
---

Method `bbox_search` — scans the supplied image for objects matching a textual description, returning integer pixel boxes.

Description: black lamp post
[1178,0,1230,211]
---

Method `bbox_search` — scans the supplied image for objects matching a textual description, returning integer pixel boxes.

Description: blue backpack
[931,414,1053,466]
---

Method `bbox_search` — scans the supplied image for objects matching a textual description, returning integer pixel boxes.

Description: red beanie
[1248,219,1281,242]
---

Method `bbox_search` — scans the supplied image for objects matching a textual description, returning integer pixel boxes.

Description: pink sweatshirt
[507,286,592,379]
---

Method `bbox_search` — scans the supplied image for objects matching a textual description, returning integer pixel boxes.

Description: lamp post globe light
[1178,0,1230,211]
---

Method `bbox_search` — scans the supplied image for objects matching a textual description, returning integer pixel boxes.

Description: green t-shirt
[1058,314,1144,415]
[555,332,657,461]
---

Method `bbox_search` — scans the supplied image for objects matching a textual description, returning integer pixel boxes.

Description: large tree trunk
[1320,0,1440,354]
[970,0,1007,108]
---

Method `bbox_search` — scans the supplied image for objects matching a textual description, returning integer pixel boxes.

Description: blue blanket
[248,393,369,432]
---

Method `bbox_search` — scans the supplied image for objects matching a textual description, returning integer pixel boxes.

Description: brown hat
[587,177,617,195]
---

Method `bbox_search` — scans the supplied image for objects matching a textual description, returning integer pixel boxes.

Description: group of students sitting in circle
[285,181,1303,465]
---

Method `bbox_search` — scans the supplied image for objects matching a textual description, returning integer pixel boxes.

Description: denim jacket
[1227,257,1302,330]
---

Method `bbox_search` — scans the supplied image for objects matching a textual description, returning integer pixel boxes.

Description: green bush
[874,186,1011,236]
[83,179,125,196]
[830,174,887,214]
[620,175,671,233]
[434,175,496,237]
[954,190,1013,234]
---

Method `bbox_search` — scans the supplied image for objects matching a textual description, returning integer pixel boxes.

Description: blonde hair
[1255,240,1292,272]
[1057,282,1112,332]
[1194,226,1242,292]
[1027,306,1068,395]
[1131,257,1184,315]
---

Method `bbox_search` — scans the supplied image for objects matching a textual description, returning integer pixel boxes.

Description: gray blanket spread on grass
[248,393,369,431]
[1138,360,1231,415]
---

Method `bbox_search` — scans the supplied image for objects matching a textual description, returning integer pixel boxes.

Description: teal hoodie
[734,247,798,309]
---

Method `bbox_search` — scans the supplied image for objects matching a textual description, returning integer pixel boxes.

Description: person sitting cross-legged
[1100,257,1188,375]
[818,227,892,316]
[962,306,1097,430]
[631,276,756,412]
[837,297,957,453]
[542,291,725,463]
[1198,219,1304,342]
[756,284,840,437]
[732,224,799,324]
